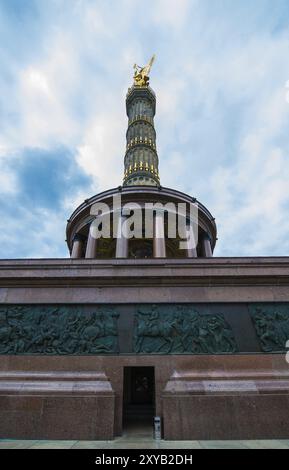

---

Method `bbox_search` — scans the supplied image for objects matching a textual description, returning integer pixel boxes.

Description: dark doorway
[123,367,155,433]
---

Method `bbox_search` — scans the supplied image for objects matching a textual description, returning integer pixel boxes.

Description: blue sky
[1,0,289,258]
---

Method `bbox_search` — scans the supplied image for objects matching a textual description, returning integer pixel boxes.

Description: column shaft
[153,211,166,258]
[85,224,98,258]
[186,225,198,258]
[115,214,129,258]
[71,236,83,259]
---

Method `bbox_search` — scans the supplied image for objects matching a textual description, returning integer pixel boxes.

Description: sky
[1,0,289,258]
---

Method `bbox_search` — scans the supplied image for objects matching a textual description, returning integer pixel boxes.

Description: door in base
[123,367,155,431]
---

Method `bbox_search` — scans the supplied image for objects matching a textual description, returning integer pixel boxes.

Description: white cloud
[16,34,82,148]
[76,110,125,191]
[0,167,17,194]
[210,85,289,255]
[152,0,192,29]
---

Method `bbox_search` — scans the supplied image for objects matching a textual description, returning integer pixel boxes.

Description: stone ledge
[163,369,289,395]
[164,379,289,396]
[0,371,114,396]
[0,257,289,288]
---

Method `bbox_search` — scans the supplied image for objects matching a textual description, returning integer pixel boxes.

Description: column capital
[73,233,85,243]
[203,233,212,242]
[71,234,85,259]
[202,233,213,258]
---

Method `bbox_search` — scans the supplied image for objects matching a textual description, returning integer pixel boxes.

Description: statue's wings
[142,55,156,76]
[149,54,156,68]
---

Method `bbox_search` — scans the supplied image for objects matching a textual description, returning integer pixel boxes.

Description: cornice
[0,257,289,288]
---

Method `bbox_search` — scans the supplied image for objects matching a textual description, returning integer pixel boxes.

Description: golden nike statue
[133,55,156,87]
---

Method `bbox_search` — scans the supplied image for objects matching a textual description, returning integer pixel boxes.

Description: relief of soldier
[251,306,289,352]
[133,305,237,354]
[0,305,119,355]
[0,303,240,355]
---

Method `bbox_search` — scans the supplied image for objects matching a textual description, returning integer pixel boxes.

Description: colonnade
[71,210,213,259]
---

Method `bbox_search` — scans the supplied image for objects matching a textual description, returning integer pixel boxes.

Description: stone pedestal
[1,257,289,440]
[162,366,289,440]
[0,354,288,440]
[0,371,115,440]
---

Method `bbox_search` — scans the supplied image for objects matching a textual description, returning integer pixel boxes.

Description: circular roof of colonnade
[66,185,217,254]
